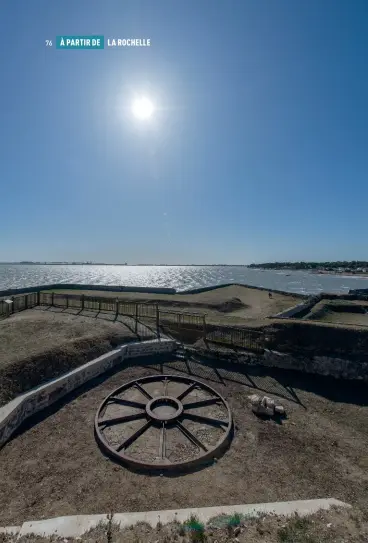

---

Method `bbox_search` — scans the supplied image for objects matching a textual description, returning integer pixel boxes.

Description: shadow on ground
[33,305,156,340]
[11,350,368,452]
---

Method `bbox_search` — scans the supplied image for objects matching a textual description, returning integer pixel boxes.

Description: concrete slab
[19,515,108,539]
[15,498,349,538]
[0,526,21,535]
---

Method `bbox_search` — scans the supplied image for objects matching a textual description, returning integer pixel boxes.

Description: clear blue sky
[1,0,368,264]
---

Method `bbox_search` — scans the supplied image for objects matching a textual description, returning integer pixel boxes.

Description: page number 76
[45,40,53,47]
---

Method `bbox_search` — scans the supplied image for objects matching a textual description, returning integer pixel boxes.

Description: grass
[225,512,242,536]
[277,515,315,542]
[304,299,368,327]
[183,514,206,542]
[208,511,246,530]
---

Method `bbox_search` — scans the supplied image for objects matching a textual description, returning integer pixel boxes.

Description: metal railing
[0,292,38,317]
[205,325,265,352]
[0,290,267,352]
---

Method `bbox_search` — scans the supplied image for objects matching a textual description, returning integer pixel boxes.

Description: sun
[132,97,154,120]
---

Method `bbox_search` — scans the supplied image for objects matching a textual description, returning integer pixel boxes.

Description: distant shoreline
[0,263,251,267]
[254,268,368,278]
[310,270,368,277]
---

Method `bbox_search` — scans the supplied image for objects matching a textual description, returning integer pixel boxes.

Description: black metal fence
[205,325,265,352]
[0,292,38,317]
[0,290,266,352]
[0,291,203,331]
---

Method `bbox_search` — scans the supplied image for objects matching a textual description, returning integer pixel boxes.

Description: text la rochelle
[107,38,151,47]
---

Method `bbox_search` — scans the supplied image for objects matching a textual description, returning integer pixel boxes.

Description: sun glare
[132,97,154,120]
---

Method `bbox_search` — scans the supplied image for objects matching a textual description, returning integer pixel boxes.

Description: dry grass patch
[304,300,368,327]
[0,309,145,405]
[43,286,302,321]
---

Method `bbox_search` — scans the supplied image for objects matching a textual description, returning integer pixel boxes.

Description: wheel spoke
[176,421,208,451]
[108,397,146,410]
[135,382,153,400]
[98,412,146,427]
[177,382,196,401]
[183,397,220,410]
[159,423,166,459]
[116,420,152,452]
[163,378,169,397]
[183,412,228,428]
[95,375,233,470]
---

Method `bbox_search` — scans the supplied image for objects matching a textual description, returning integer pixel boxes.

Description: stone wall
[258,350,368,381]
[192,346,368,382]
[0,338,176,449]
[0,284,176,298]
[270,295,322,319]
[1,282,309,299]
[264,320,368,363]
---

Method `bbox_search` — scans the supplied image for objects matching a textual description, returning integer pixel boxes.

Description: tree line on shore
[248,261,368,271]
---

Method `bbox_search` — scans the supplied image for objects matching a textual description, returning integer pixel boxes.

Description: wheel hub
[146,396,183,422]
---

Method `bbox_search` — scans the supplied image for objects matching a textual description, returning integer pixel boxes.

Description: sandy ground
[0,308,153,405]
[1,356,367,527]
[42,285,301,321]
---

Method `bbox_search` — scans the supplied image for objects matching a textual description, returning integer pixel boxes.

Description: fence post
[115,299,119,319]
[25,294,28,310]
[81,295,84,310]
[37,291,40,306]
[66,294,69,309]
[135,304,138,334]
[156,304,160,339]
[11,296,14,314]
[203,315,207,340]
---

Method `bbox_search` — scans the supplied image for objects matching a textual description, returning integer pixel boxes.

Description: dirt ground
[1,356,367,527]
[42,285,301,321]
[0,307,152,405]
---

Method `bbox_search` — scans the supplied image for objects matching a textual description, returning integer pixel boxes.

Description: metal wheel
[95,374,233,471]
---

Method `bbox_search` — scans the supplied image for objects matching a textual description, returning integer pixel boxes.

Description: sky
[1,0,368,265]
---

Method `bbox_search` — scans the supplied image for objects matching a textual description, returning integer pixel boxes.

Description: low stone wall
[264,320,368,363]
[1,282,309,299]
[346,290,368,301]
[0,284,176,297]
[192,346,368,382]
[271,295,323,319]
[0,338,176,449]
[259,350,368,381]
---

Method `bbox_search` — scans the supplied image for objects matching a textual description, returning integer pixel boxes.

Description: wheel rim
[95,374,233,471]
